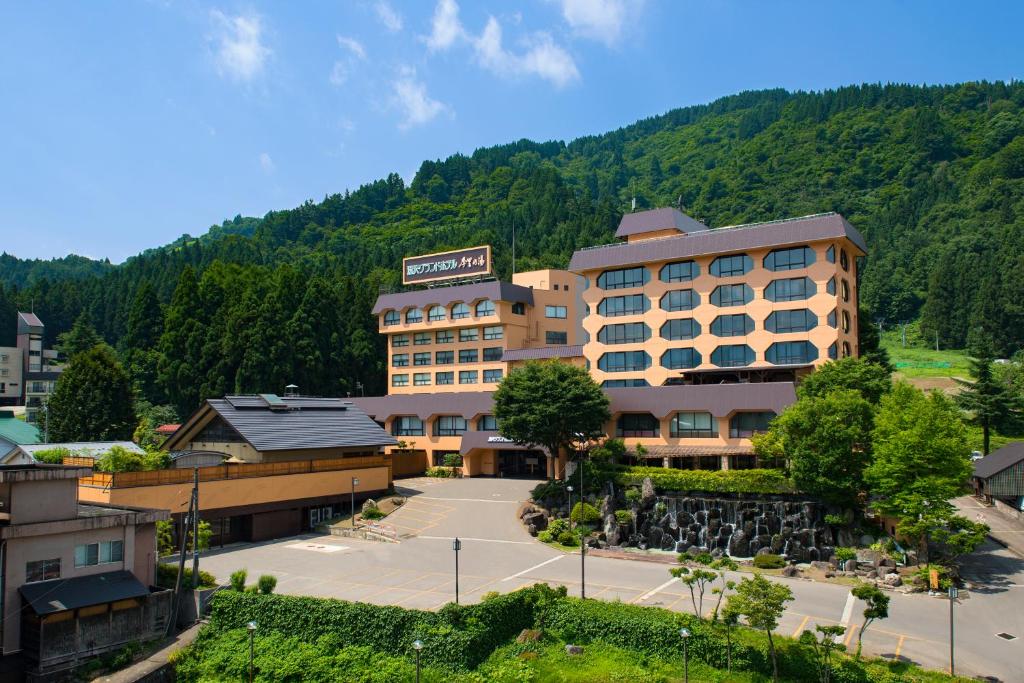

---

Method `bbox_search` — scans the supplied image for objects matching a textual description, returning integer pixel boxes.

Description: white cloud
[374,0,403,32]
[557,0,634,46]
[259,152,275,174]
[330,35,367,87]
[474,17,579,88]
[210,9,271,82]
[424,0,466,51]
[391,67,448,130]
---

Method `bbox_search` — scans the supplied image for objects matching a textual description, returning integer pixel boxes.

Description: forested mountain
[2,81,1023,416]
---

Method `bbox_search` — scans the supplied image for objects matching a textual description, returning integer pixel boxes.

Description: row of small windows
[597,341,821,372]
[598,312,816,342]
[596,246,852,291]
[392,327,503,347]
[391,369,503,387]
[383,299,499,326]
[596,277,848,317]
[392,347,504,366]
[614,411,775,439]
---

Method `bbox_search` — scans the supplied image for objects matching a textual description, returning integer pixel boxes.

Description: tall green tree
[158,267,207,416]
[43,345,136,441]
[493,361,610,480]
[727,574,793,683]
[954,339,1023,454]
[797,357,892,405]
[56,311,102,359]
[757,389,874,507]
[865,382,972,518]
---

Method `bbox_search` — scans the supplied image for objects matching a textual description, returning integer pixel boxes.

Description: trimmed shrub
[613,466,796,495]
[362,506,385,520]
[834,547,857,562]
[556,531,577,546]
[156,563,217,590]
[625,488,642,504]
[229,569,247,592]
[753,553,787,569]
[547,518,569,537]
[257,574,277,595]
[570,502,601,525]
[537,530,554,543]
[426,466,458,478]
[614,509,632,525]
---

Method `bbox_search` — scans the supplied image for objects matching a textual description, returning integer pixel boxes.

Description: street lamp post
[412,639,424,683]
[351,477,360,528]
[579,451,586,599]
[948,586,958,676]
[247,621,257,683]
[566,485,574,533]
[679,627,691,683]
[453,537,462,604]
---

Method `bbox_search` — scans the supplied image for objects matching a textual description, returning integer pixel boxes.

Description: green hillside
[1,81,1023,413]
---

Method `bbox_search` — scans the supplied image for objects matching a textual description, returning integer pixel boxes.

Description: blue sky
[2,1,1022,262]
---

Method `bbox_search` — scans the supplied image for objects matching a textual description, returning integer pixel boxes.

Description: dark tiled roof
[352,392,495,421]
[208,396,397,451]
[606,382,796,419]
[634,444,755,457]
[973,441,1024,479]
[372,281,534,315]
[502,345,584,361]
[19,570,150,615]
[459,430,549,456]
[616,208,709,238]
[570,213,867,272]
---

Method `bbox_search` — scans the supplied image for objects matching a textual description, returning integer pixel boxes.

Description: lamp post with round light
[412,639,424,683]
[247,621,258,683]
[351,477,360,528]
[679,627,691,683]
[566,485,574,532]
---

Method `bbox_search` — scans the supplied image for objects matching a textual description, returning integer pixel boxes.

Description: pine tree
[955,338,1024,454]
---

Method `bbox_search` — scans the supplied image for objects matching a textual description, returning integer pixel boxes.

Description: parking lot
[196,477,1024,681]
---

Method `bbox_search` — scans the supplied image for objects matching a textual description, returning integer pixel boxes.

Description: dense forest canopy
[2,81,1023,414]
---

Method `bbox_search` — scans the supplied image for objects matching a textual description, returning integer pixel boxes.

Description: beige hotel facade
[355,208,866,480]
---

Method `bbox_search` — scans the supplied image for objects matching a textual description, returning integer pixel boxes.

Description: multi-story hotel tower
[355,208,866,480]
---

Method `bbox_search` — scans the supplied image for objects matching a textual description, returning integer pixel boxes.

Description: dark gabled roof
[19,570,150,615]
[502,345,584,361]
[372,280,533,315]
[974,441,1024,479]
[570,212,867,272]
[616,208,709,239]
[352,392,495,421]
[17,311,44,332]
[202,396,397,452]
[606,382,796,419]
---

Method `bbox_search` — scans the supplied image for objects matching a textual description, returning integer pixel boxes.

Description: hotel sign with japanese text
[403,246,492,285]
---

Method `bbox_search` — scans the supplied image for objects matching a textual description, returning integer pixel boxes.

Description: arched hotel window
[729,412,775,438]
[428,305,446,322]
[451,303,470,320]
[475,299,495,317]
[660,289,700,312]
[391,416,425,436]
[841,310,851,333]
[598,351,651,373]
[710,284,753,307]
[711,314,754,337]
[766,341,819,365]
[660,348,702,370]
[765,277,815,303]
[764,246,815,271]
[406,307,423,323]
[659,260,699,283]
[843,341,852,357]
[661,318,700,341]
[841,279,850,303]
[598,322,650,345]
[598,266,649,290]
[765,309,816,334]
[710,254,753,277]
[671,412,717,438]
[711,344,754,368]
[615,413,660,438]
[840,249,850,271]
[383,310,400,326]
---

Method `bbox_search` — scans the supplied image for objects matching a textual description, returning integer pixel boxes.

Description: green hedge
[612,467,796,495]
[206,584,562,672]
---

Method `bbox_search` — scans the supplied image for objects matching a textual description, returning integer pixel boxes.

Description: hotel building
[357,208,866,479]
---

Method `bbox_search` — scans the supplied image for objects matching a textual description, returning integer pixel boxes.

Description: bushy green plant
[537,530,554,543]
[425,466,457,478]
[556,531,577,546]
[156,563,217,589]
[257,574,278,595]
[654,501,668,517]
[530,479,564,501]
[31,447,72,464]
[752,553,786,569]
[824,513,846,526]
[625,488,641,505]
[443,453,463,468]
[570,502,601,525]
[834,547,857,562]
[362,507,385,520]
[229,569,247,592]
[614,467,796,495]
[614,509,632,525]
[547,518,569,536]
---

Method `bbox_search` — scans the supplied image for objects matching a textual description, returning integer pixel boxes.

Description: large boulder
[599,495,613,518]
[641,478,656,507]
[782,565,800,578]
[855,549,883,566]
[843,559,858,572]
[522,512,548,531]
[361,499,377,514]
[883,573,902,588]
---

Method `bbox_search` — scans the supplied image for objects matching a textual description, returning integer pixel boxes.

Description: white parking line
[837,591,856,643]
[635,577,679,603]
[415,497,520,504]
[419,535,534,545]
[501,555,564,581]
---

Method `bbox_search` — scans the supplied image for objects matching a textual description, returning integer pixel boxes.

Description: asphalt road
[196,477,1024,681]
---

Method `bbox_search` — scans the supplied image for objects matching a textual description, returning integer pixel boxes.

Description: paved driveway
[195,478,1024,681]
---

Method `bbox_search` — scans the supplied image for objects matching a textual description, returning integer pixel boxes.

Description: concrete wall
[177,442,379,464]
[11,478,78,525]
[0,347,23,403]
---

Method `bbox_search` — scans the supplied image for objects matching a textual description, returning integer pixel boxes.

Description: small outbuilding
[972,441,1024,511]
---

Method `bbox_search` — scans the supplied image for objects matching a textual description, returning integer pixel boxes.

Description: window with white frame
[74,540,123,568]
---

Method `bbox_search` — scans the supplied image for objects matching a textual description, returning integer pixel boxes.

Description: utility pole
[192,467,200,588]
[579,449,586,599]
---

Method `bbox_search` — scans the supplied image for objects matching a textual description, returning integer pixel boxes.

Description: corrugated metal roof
[606,382,796,419]
[372,280,534,315]
[209,397,397,451]
[352,392,495,421]
[974,441,1024,479]
[570,213,867,272]
[19,570,150,615]
[616,208,709,238]
[0,415,41,445]
[17,311,44,330]
[502,345,584,361]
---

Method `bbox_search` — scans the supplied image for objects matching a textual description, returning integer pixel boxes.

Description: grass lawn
[881,336,972,379]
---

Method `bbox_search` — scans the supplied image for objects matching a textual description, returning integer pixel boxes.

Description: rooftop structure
[973,441,1024,509]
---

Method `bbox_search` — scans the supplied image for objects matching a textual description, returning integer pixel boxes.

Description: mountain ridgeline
[2,81,1024,415]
